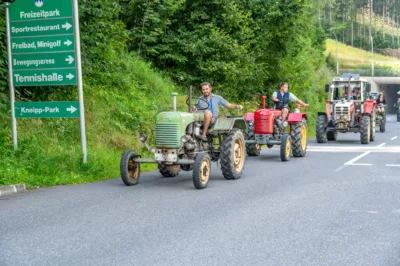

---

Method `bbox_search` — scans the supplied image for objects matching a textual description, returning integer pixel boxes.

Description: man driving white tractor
[192,82,243,141]
[271,82,308,127]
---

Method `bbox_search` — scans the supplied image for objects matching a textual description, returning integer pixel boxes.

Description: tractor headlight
[139,133,147,143]
[181,135,191,143]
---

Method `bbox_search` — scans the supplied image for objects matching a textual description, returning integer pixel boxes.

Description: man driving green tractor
[192,82,243,141]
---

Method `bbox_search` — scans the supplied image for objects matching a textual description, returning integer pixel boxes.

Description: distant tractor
[375,103,387,132]
[396,91,400,122]
[316,74,376,144]
[120,86,247,190]
[244,95,308,161]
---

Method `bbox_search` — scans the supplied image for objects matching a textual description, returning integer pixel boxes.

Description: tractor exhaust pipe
[172,92,177,111]
[188,85,193,113]
[261,96,266,109]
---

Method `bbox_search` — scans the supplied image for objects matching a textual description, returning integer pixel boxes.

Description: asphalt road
[1,115,400,266]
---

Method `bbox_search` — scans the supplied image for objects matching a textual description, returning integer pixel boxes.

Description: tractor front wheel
[316,115,327,143]
[380,119,386,132]
[291,118,307,157]
[245,124,261,156]
[280,134,291,162]
[158,163,181,178]
[327,130,337,141]
[370,112,376,141]
[192,152,211,189]
[120,150,141,186]
[360,115,371,144]
[220,129,245,180]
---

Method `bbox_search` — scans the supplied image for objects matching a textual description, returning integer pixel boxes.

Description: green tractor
[120,86,247,189]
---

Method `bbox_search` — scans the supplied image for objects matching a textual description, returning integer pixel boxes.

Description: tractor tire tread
[220,129,245,180]
[360,115,370,144]
[291,118,307,157]
[316,115,327,143]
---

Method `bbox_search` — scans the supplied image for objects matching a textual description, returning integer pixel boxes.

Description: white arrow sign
[62,22,72,31]
[66,73,75,80]
[65,55,74,64]
[67,106,77,114]
[64,39,72,46]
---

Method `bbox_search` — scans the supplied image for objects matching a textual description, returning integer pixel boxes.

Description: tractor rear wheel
[220,129,245,180]
[291,118,307,157]
[316,115,327,143]
[158,163,181,177]
[192,152,211,189]
[280,134,291,161]
[120,150,141,186]
[245,124,261,156]
[397,112,400,122]
[360,115,371,144]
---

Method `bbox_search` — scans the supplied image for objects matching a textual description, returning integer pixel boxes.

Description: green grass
[325,38,400,69]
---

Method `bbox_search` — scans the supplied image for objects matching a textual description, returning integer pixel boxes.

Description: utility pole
[331,31,339,75]
[370,0,374,76]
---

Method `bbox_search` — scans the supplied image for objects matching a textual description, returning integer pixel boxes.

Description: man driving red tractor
[271,82,309,128]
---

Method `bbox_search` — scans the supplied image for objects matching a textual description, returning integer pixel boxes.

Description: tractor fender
[317,112,327,117]
[245,112,254,122]
[288,113,307,124]
[363,100,375,114]
[212,117,247,132]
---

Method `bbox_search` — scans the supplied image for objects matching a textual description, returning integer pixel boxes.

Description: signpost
[5,0,87,163]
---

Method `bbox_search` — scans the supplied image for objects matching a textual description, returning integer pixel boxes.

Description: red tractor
[244,96,308,161]
[316,74,376,144]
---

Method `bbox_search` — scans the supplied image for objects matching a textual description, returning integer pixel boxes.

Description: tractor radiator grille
[335,106,349,116]
[155,124,179,148]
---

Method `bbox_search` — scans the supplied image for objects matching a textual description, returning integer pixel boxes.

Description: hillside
[325,39,400,74]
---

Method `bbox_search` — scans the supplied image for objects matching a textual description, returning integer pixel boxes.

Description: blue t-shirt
[196,94,228,118]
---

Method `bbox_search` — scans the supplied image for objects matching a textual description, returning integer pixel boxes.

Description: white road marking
[350,210,379,214]
[334,165,346,172]
[344,151,371,165]
[376,143,386,148]
[391,136,398,140]
[386,164,400,167]
[348,163,373,166]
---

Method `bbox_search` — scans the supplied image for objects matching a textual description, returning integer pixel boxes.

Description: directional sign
[14,101,80,118]
[12,52,76,70]
[10,19,74,37]
[12,69,77,86]
[11,36,74,53]
[6,0,88,163]
[9,0,76,86]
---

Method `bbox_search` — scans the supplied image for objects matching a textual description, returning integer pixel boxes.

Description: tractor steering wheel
[186,97,210,111]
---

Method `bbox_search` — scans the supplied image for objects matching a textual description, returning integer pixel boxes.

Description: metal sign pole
[5,3,17,150]
[72,0,87,164]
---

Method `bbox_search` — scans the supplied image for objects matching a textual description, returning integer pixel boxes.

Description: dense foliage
[120,0,328,103]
